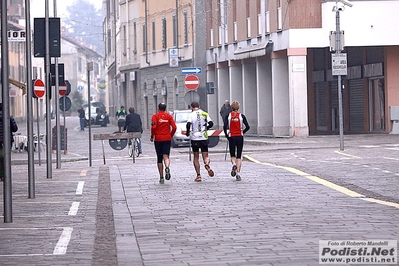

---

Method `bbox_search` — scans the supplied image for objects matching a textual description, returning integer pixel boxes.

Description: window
[233,0,237,22]
[162,17,167,49]
[246,0,251,38]
[257,0,262,35]
[78,58,82,72]
[133,22,137,54]
[220,0,228,43]
[107,28,112,54]
[277,0,282,30]
[123,25,127,56]
[33,67,38,79]
[152,20,156,51]
[172,14,177,47]
[233,0,237,41]
[142,23,147,53]
[183,10,188,44]
[265,0,270,34]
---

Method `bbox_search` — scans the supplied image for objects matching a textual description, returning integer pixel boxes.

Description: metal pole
[54,0,61,168]
[45,0,52,178]
[336,8,344,151]
[2,0,12,223]
[36,100,42,166]
[214,53,219,128]
[87,62,93,166]
[25,0,35,198]
[63,96,66,154]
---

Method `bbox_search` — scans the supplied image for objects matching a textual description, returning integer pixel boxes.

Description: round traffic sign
[59,82,67,96]
[33,79,45,98]
[109,139,128,150]
[184,75,200,90]
[184,91,200,106]
[59,96,72,112]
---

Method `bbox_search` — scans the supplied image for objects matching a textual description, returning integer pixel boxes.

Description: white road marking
[68,202,80,216]
[53,227,73,255]
[384,157,399,161]
[360,145,380,148]
[76,181,85,195]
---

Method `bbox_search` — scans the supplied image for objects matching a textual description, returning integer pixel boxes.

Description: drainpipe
[145,0,150,65]
[176,0,179,50]
[114,0,118,114]
[125,0,130,62]
[189,3,194,66]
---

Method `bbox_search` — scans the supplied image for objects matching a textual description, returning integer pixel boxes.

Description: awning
[9,78,26,89]
[234,40,274,60]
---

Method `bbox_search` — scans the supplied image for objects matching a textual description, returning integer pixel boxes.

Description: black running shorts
[154,141,171,163]
[191,139,209,153]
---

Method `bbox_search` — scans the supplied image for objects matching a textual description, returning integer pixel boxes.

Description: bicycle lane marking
[53,227,74,255]
[244,155,399,210]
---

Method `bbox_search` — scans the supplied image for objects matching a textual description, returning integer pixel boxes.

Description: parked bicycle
[128,137,140,158]
[33,133,46,152]
[14,133,46,152]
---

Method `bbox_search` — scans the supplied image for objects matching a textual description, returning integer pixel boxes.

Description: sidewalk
[243,133,399,148]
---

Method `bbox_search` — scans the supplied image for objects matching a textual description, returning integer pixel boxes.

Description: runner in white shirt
[185,101,214,182]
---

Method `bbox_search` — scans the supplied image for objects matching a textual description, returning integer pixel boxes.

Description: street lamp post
[332,0,352,151]
[336,6,344,151]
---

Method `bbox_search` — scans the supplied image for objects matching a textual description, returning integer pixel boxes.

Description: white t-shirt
[187,109,212,140]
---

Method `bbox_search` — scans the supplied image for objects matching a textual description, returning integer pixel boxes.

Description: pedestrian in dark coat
[220,100,232,123]
[0,104,18,181]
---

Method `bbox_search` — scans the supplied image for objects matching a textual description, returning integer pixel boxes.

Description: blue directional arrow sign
[181,67,202,75]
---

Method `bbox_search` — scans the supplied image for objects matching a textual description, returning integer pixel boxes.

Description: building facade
[205,0,399,136]
[104,0,207,129]
[105,0,399,136]
[2,0,104,122]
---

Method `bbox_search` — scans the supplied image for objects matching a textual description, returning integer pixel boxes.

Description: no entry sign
[59,82,67,96]
[184,75,200,90]
[33,79,45,98]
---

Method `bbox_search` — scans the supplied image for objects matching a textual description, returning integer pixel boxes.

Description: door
[315,82,327,131]
[349,79,364,132]
[369,78,385,132]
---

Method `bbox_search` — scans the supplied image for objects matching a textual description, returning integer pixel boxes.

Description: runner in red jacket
[150,103,177,184]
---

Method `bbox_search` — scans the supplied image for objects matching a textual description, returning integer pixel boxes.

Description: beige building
[104,0,206,129]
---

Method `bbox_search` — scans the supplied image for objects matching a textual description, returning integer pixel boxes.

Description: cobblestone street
[0,116,398,265]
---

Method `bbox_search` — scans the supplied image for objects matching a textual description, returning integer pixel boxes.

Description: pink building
[205,0,399,136]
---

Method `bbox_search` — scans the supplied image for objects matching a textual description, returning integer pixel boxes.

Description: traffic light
[33,18,61,58]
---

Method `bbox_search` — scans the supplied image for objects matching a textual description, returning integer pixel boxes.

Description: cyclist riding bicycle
[116,106,127,132]
[124,107,143,154]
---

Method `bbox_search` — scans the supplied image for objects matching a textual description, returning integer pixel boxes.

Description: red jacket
[151,111,177,141]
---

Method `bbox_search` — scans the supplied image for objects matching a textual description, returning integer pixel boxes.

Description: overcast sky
[30,0,102,19]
